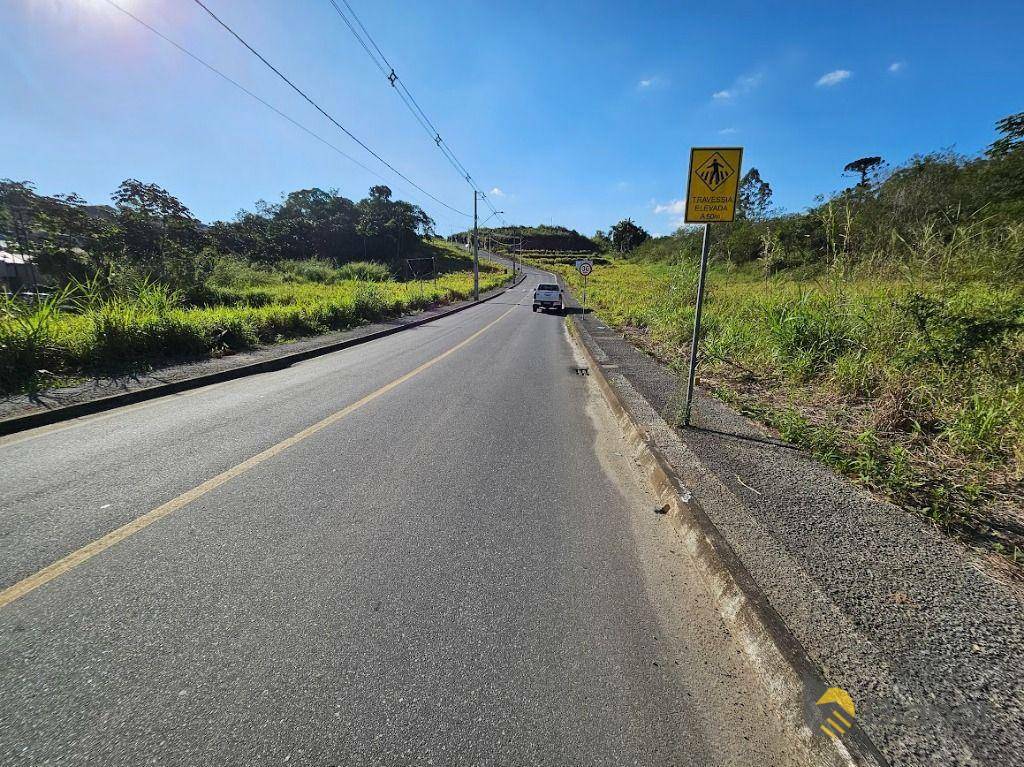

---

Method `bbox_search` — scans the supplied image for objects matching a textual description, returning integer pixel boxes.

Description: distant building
[0,240,41,294]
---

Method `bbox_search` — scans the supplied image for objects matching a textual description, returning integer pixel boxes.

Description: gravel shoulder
[569,304,1024,767]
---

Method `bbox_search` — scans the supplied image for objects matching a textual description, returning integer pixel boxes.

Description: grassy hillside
[550,255,1022,564]
[454,225,598,253]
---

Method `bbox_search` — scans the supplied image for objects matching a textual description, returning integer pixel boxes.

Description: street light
[468,191,505,299]
[472,198,505,299]
[480,210,504,256]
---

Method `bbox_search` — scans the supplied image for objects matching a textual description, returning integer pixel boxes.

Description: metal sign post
[575,259,593,314]
[683,224,712,425]
[681,147,743,426]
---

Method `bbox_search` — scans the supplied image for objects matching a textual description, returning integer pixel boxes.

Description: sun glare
[26,0,146,34]
[29,0,136,19]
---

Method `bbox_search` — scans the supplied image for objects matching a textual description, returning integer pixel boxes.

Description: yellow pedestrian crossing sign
[685,147,743,222]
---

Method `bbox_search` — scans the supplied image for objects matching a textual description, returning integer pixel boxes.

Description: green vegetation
[517,252,613,267]
[596,218,651,253]
[0,241,505,393]
[0,178,508,393]
[453,224,598,253]
[0,180,441,296]
[540,112,1024,563]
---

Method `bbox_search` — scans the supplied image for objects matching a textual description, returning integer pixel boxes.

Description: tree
[843,156,885,187]
[737,168,773,220]
[987,111,1024,157]
[0,180,115,283]
[610,218,650,253]
[107,179,204,287]
[354,186,433,261]
[356,189,392,258]
[976,114,1024,215]
[271,188,359,262]
[0,180,38,255]
[32,192,109,281]
[208,210,274,262]
[591,229,612,251]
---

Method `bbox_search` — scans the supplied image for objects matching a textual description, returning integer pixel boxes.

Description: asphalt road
[0,265,799,766]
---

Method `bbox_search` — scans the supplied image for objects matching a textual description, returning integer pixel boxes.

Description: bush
[334,261,393,282]
[276,259,337,283]
[896,288,1023,365]
[208,255,282,288]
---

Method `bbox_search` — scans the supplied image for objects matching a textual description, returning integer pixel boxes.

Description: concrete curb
[567,315,889,767]
[0,273,527,437]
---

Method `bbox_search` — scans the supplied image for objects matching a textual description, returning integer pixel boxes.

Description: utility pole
[472,191,480,300]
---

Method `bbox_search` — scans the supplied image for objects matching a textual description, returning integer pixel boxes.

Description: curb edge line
[567,313,889,767]
[0,273,526,437]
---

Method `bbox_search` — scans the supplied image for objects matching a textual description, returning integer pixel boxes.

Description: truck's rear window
[537,284,559,291]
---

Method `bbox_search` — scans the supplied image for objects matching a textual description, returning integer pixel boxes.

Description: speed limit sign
[575,259,593,276]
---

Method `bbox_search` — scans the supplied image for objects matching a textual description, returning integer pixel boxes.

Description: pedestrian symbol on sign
[695,152,735,191]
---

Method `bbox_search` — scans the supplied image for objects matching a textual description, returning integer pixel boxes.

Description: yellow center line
[0,304,518,610]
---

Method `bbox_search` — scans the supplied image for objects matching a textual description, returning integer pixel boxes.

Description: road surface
[0,265,799,765]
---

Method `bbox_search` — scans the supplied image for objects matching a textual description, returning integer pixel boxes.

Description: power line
[99,0,462,219]
[325,0,506,224]
[329,0,478,192]
[188,0,469,217]
[100,0,376,179]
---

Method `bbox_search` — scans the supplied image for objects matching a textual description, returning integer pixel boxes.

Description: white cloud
[489,187,505,197]
[718,127,738,135]
[816,69,851,87]
[711,72,762,102]
[653,199,687,226]
[888,61,905,73]
[637,75,668,90]
[653,200,686,215]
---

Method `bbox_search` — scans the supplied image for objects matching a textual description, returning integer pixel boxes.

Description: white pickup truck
[532,283,564,313]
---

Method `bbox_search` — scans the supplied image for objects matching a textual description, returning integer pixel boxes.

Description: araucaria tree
[843,156,885,187]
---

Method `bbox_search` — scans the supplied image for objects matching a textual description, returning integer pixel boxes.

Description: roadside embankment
[563,283,1023,767]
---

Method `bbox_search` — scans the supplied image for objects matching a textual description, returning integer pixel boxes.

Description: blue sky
[2,0,1022,236]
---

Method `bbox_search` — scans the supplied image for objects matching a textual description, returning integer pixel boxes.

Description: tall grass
[538,245,1023,553]
[0,260,506,393]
